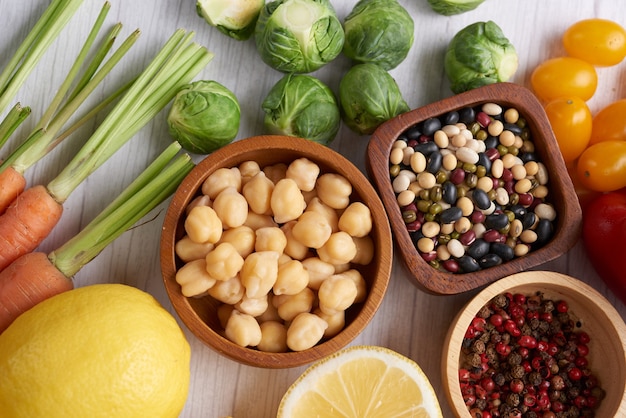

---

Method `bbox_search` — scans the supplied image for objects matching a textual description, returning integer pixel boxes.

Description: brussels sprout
[196,0,265,41]
[427,0,486,16]
[262,73,340,145]
[339,63,409,135]
[342,0,414,71]
[444,21,518,94]
[254,0,345,74]
[167,80,240,154]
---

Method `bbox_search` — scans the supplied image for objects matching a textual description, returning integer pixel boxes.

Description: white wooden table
[2,1,625,417]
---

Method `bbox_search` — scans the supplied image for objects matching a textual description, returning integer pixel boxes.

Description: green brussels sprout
[254,0,345,73]
[262,73,340,145]
[167,80,240,154]
[196,0,265,41]
[427,0,486,16]
[342,0,414,71]
[444,21,518,94]
[339,63,409,135]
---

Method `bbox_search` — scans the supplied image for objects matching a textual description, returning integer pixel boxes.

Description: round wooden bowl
[442,271,626,417]
[160,135,393,368]
[366,83,582,294]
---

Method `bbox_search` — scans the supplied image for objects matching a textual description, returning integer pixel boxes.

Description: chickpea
[317,231,357,265]
[286,157,320,192]
[338,202,372,238]
[271,178,306,224]
[254,226,287,253]
[301,188,317,206]
[208,275,245,305]
[316,173,352,210]
[291,211,332,249]
[242,171,274,215]
[240,251,280,299]
[261,162,287,184]
[305,197,339,232]
[184,205,223,244]
[244,212,277,230]
[275,287,315,322]
[202,167,241,199]
[175,258,216,297]
[301,257,335,290]
[218,225,255,258]
[337,269,367,303]
[175,235,214,262]
[352,235,374,265]
[205,242,244,282]
[314,308,345,338]
[235,294,269,317]
[256,294,282,323]
[318,274,358,315]
[286,312,328,352]
[258,321,288,353]
[225,310,262,347]
[274,259,309,296]
[238,160,261,185]
[217,303,235,329]
[185,194,211,215]
[281,221,311,260]
[212,187,248,229]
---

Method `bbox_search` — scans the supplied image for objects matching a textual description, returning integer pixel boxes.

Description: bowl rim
[160,135,393,368]
[366,82,583,295]
[441,270,626,417]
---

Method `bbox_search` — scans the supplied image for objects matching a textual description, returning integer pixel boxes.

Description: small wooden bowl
[160,135,393,368]
[366,83,582,294]
[442,271,626,417]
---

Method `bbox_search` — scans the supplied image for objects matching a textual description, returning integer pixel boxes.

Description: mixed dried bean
[460,292,604,417]
[389,103,556,273]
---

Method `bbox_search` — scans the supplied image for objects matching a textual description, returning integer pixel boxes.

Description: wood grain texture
[1,1,625,417]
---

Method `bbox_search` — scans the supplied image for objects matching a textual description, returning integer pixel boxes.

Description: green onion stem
[0,0,83,115]
[46,29,213,204]
[4,28,141,175]
[0,103,31,150]
[49,143,194,278]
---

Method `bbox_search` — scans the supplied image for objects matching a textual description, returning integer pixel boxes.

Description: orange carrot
[0,166,26,214]
[0,186,63,272]
[0,145,193,333]
[0,252,73,332]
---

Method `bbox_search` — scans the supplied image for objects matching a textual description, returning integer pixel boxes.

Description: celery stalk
[48,142,195,278]
[46,30,213,204]
[0,103,31,149]
[0,0,83,115]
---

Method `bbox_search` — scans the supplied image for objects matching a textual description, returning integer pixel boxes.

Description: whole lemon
[0,283,191,418]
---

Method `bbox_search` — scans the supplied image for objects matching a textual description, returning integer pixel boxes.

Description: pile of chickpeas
[389,102,557,273]
[174,157,374,352]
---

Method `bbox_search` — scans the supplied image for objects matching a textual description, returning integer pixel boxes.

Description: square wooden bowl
[442,271,626,417]
[160,135,393,368]
[366,83,582,294]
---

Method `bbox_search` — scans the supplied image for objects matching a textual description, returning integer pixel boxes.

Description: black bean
[457,255,481,273]
[440,206,463,224]
[519,152,539,164]
[534,219,554,247]
[478,253,503,269]
[509,204,527,219]
[477,152,492,172]
[442,181,457,205]
[404,125,421,141]
[442,110,460,125]
[521,212,537,229]
[484,213,510,230]
[484,135,499,150]
[504,122,523,136]
[458,107,476,124]
[490,242,515,261]
[467,239,490,259]
[472,189,491,210]
[421,117,442,136]
[413,141,439,156]
[426,151,443,174]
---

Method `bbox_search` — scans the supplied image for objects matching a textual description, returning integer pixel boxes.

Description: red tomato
[530,57,598,102]
[563,18,626,66]
[590,99,626,145]
[576,140,626,192]
[544,96,592,163]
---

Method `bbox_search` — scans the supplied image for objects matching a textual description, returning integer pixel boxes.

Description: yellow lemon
[277,345,443,418]
[0,283,190,418]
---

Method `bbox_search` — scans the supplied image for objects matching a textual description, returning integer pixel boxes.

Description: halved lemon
[277,345,443,417]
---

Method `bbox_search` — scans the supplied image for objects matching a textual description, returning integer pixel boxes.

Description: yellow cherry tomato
[589,99,626,145]
[577,140,626,192]
[530,57,598,102]
[563,18,626,66]
[544,96,592,163]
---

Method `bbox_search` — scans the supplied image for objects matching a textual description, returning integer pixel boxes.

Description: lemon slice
[277,345,443,417]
